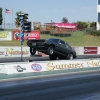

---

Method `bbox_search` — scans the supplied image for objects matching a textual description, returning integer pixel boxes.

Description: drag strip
[0,70,100,100]
[0,55,100,63]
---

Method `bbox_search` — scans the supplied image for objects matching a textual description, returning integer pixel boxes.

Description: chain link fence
[0,23,16,30]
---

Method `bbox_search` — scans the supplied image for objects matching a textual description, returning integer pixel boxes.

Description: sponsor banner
[0,46,30,57]
[1,59,100,74]
[2,62,47,74]
[46,59,100,71]
[0,31,12,41]
[52,23,77,30]
[12,30,40,40]
[84,47,98,54]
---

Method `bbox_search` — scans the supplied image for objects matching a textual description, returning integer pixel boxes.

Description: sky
[0,0,97,24]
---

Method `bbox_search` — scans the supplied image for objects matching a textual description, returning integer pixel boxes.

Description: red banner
[12,30,40,40]
[84,47,98,54]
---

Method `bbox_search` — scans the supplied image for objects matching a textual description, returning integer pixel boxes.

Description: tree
[0,8,3,25]
[62,17,68,23]
[90,22,96,27]
[77,21,88,30]
[15,11,28,28]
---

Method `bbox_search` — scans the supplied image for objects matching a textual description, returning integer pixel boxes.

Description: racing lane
[0,55,100,63]
[0,70,100,100]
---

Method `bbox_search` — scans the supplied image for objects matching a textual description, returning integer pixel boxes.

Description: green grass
[0,31,100,46]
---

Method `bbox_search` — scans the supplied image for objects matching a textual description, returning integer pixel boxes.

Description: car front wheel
[67,53,74,60]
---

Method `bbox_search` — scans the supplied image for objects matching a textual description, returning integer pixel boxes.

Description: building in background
[97,0,100,30]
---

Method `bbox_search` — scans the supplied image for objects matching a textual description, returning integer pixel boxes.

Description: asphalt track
[0,55,100,63]
[0,55,100,100]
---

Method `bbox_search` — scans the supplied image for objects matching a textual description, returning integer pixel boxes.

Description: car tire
[49,55,57,60]
[47,46,55,55]
[30,47,36,55]
[67,53,73,60]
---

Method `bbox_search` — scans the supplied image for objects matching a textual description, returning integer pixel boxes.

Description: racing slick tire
[30,47,36,55]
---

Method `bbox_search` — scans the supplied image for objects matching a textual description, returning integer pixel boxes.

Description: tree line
[62,17,96,30]
[0,9,96,30]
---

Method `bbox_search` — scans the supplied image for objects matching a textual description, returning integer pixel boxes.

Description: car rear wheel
[49,55,57,60]
[30,47,36,55]
[47,46,55,55]
[67,53,73,60]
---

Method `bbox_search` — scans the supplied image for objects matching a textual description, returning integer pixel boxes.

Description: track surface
[0,70,100,100]
[0,55,100,63]
[0,55,100,100]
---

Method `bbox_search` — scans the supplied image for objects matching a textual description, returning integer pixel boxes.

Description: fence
[0,23,16,30]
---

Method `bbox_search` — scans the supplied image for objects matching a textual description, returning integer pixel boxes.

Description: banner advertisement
[12,30,40,40]
[1,59,100,74]
[0,31,12,41]
[0,46,30,57]
[52,23,77,31]
[84,47,98,54]
[2,62,47,74]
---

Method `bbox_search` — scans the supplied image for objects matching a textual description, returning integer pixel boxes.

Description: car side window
[59,40,65,45]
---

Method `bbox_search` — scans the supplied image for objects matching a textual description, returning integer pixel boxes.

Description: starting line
[0,59,100,75]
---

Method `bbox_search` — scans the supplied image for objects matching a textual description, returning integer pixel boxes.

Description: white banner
[0,46,30,57]
[0,31,12,41]
[1,59,100,74]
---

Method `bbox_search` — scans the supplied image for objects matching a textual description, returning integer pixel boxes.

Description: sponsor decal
[31,64,42,72]
[0,32,8,38]
[46,60,100,70]
[84,47,97,54]
[0,48,29,56]
[13,65,26,72]
[0,31,12,41]
[13,30,40,40]
[86,60,100,67]
[46,62,84,70]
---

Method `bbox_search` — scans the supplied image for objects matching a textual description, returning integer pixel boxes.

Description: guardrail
[0,70,100,100]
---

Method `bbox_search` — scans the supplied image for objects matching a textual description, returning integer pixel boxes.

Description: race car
[27,38,77,60]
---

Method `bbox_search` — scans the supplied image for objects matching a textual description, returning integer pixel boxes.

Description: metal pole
[21,42,23,61]
[4,8,5,29]
[12,9,13,29]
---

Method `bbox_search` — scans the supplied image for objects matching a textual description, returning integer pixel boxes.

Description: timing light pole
[18,13,31,61]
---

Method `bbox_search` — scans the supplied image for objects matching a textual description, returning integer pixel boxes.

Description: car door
[57,40,67,55]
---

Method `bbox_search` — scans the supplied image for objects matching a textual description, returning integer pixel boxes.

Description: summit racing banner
[12,30,40,40]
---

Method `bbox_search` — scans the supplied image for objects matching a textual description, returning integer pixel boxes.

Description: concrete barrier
[1,59,100,74]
